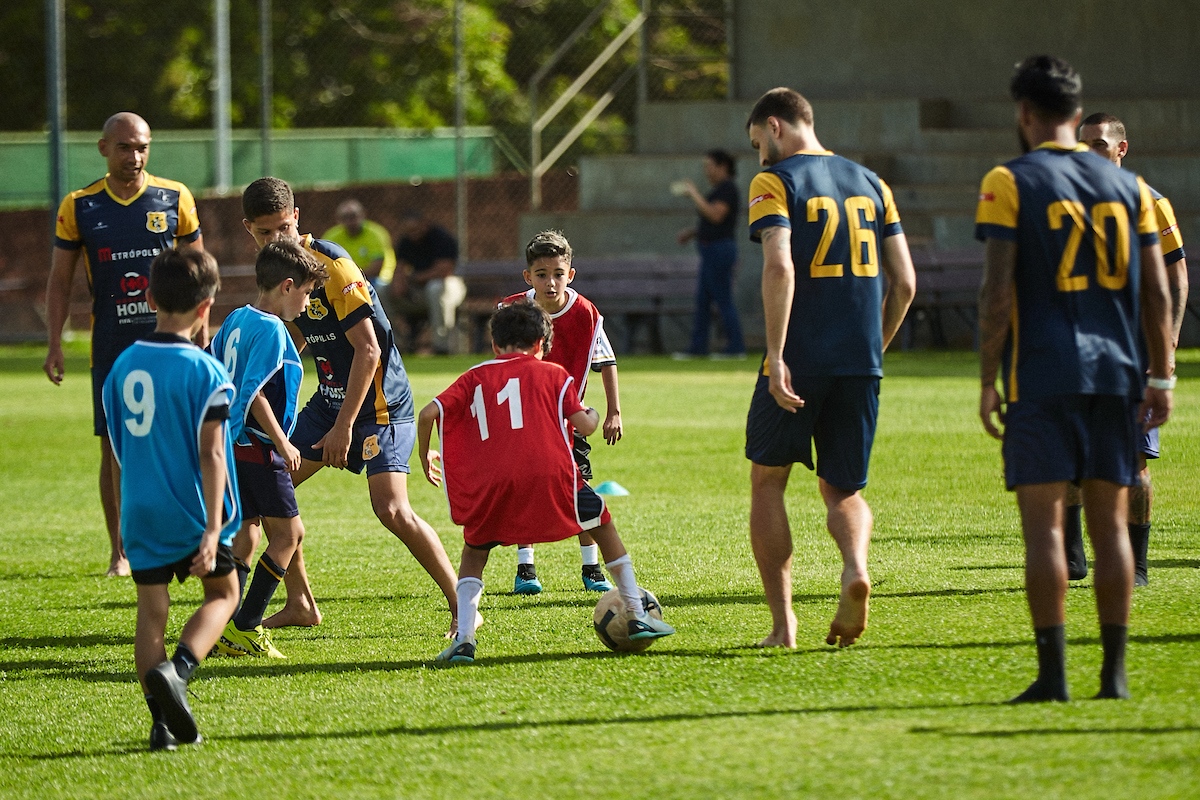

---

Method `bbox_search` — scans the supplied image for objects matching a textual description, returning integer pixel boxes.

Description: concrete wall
[735,0,1200,102]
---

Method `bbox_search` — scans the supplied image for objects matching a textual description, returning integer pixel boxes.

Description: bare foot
[262,603,322,629]
[756,607,797,648]
[446,612,485,640]
[826,576,870,647]
[105,558,131,578]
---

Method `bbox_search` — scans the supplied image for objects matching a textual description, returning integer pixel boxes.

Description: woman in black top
[675,149,745,358]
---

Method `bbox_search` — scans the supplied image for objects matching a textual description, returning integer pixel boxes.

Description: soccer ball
[592,587,663,652]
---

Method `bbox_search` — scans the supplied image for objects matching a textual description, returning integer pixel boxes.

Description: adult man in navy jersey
[44,112,204,577]
[744,87,916,650]
[976,56,1174,702]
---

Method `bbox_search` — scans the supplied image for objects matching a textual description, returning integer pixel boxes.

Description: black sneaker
[513,563,542,594]
[581,564,613,592]
[149,721,177,752]
[146,662,199,744]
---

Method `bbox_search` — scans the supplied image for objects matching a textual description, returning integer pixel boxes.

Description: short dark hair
[1010,56,1081,121]
[1081,111,1126,141]
[150,248,220,314]
[242,177,294,222]
[525,230,572,267]
[256,241,328,292]
[491,300,554,355]
[746,87,814,131]
[706,149,736,177]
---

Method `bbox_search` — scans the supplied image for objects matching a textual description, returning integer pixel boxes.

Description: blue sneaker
[513,563,543,595]
[628,615,675,641]
[436,640,476,665]
[581,564,613,592]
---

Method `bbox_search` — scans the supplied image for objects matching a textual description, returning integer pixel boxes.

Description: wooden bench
[458,256,698,354]
[902,246,985,350]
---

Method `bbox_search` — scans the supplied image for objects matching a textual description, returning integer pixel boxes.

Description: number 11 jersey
[433,353,592,548]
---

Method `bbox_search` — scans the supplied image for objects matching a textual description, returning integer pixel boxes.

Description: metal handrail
[529,3,646,208]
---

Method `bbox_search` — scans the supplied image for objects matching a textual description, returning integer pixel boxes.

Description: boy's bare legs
[367,471,459,635]
[180,572,240,657]
[101,437,129,577]
[749,463,796,648]
[263,459,323,628]
[134,584,171,691]
[820,478,872,648]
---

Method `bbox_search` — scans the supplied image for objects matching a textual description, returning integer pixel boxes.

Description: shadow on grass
[0,633,132,649]
[949,564,1023,571]
[1148,558,1200,569]
[874,586,1025,600]
[911,724,1200,738]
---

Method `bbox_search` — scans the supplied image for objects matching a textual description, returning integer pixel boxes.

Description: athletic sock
[1129,523,1151,587]
[232,552,287,630]
[580,544,599,567]
[456,577,484,644]
[1096,623,1130,699]
[517,547,535,566]
[231,557,251,619]
[171,643,200,683]
[1064,504,1087,580]
[604,554,642,617]
[1010,625,1068,703]
[145,693,164,724]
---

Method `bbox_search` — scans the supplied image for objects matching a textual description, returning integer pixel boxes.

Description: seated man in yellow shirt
[322,199,397,293]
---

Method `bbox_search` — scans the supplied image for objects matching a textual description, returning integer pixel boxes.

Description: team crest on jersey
[362,435,380,460]
[306,297,330,320]
[145,211,168,233]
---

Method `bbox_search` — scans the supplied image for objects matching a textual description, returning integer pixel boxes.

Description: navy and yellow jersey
[1148,186,1185,265]
[975,143,1159,403]
[292,235,414,425]
[747,151,903,378]
[54,173,201,371]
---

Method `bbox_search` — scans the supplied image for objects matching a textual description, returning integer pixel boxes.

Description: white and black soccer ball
[592,587,663,652]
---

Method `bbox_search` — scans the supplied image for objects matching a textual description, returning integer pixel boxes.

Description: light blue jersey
[211,305,303,446]
[103,334,241,571]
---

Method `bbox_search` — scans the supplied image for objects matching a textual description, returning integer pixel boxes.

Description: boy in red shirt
[417,301,674,663]
[501,230,622,594]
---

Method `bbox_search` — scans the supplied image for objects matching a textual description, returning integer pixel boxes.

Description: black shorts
[1003,394,1140,489]
[92,367,110,437]
[131,543,236,585]
[234,440,299,520]
[745,374,880,491]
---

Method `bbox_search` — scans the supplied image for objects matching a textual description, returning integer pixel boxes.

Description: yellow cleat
[218,620,286,659]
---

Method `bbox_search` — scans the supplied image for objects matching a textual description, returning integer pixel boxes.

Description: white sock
[517,547,535,566]
[456,577,483,644]
[604,554,643,617]
[580,544,599,566]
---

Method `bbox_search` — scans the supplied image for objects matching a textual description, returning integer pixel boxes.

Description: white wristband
[1146,376,1176,390]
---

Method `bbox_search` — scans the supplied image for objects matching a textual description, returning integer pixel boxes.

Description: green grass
[1,344,1198,799]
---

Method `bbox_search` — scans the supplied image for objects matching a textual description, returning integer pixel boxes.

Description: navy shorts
[131,543,236,585]
[92,367,110,437]
[292,402,414,476]
[234,440,299,520]
[1003,394,1140,489]
[745,374,880,491]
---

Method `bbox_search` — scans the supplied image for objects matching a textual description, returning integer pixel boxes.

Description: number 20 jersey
[747,151,903,378]
[975,143,1159,403]
[434,353,589,548]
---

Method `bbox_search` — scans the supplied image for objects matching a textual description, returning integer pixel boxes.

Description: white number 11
[470,378,524,441]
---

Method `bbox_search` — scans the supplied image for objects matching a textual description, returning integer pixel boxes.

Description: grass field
[1,343,1197,799]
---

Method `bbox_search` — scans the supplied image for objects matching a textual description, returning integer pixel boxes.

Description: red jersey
[501,288,615,402]
[435,353,595,548]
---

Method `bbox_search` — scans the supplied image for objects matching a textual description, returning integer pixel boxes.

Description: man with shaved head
[44,112,205,577]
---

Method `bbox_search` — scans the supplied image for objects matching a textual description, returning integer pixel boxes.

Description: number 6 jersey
[433,353,594,548]
[975,143,1159,403]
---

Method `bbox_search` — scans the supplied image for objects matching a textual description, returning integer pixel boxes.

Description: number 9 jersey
[102,335,241,571]
[975,143,1159,403]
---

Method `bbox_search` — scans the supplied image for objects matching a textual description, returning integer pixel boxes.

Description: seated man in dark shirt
[388,210,467,354]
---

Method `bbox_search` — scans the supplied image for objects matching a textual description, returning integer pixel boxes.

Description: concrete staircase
[520,97,1200,349]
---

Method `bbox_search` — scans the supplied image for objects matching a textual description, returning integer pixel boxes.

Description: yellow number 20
[1047,200,1130,292]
